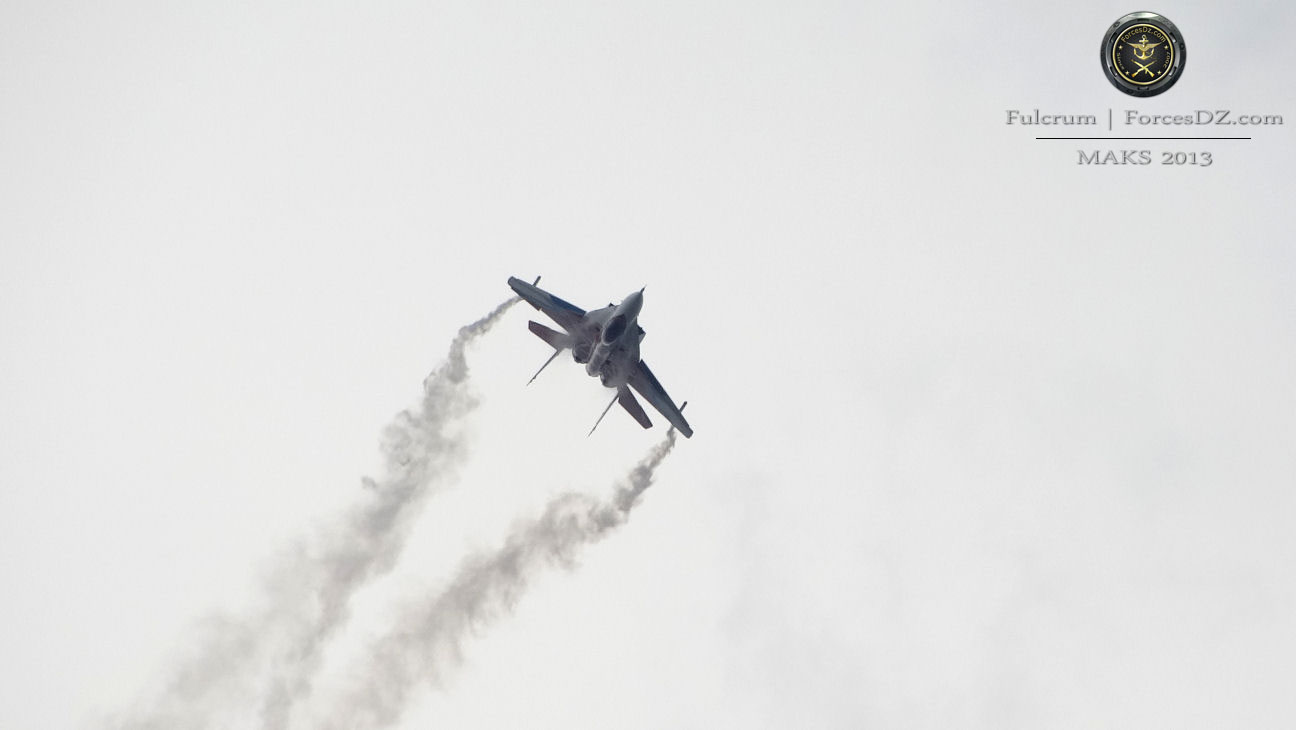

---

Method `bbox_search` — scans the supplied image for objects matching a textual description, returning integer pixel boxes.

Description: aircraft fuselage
[578,290,644,388]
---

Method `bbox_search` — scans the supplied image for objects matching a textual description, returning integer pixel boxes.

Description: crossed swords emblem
[1127,34,1162,78]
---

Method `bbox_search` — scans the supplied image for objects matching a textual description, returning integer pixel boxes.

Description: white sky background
[2,1,1294,728]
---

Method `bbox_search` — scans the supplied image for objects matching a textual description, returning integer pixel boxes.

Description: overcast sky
[2,1,1294,728]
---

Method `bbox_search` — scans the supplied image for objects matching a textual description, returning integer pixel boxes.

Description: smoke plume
[114,297,518,730]
[318,430,679,730]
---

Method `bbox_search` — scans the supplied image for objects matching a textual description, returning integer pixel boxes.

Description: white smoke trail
[317,431,679,730]
[112,297,519,730]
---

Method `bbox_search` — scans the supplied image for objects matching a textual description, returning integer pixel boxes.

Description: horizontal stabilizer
[617,386,653,429]
[528,320,572,350]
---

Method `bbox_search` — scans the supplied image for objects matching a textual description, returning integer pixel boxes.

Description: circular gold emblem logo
[1101,12,1186,96]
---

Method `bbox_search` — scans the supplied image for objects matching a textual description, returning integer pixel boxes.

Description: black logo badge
[1101,12,1186,97]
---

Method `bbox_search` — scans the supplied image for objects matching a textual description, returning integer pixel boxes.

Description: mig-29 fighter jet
[507,276,693,438]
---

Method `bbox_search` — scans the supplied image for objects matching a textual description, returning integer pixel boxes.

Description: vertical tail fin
[527,348,563,385]
[525,321,573,385]
[588,386,653,436]
[589,391,621,436]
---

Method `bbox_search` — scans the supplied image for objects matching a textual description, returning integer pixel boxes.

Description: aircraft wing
[507,276,586,333]
[628,360,693,438]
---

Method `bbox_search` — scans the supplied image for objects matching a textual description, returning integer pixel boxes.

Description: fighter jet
[507,276,693,438]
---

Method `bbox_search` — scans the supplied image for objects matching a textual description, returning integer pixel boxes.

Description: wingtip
[667,423,694,439]
[670,403,692,438]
